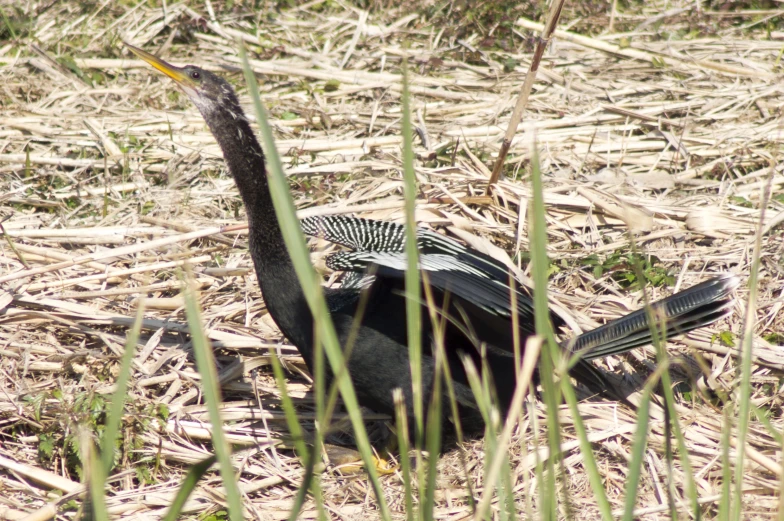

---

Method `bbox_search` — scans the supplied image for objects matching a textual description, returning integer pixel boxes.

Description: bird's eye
[190,71,200,80]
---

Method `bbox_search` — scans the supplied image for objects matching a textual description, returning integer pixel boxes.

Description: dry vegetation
[1,0,783,519]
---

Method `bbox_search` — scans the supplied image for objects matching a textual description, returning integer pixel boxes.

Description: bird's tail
[565,273,739,361]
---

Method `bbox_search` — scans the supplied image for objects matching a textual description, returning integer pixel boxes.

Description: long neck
[205,109,315,357]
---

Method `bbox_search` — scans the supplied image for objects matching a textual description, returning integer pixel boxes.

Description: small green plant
[729,195,754,208]
[135,464,155,485]
[62,500,79,512]
[503,57,520,73]
[714,330,736,347]
[140,200,155,215]
[201,510,229,521]
[582,251,675,288]
[37,432,57,461]
[23,391,47,422]
[73,392,108,430]
[31,424,85,480]
[57,55,93,87]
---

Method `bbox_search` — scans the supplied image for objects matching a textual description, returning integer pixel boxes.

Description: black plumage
[127,44,739,438]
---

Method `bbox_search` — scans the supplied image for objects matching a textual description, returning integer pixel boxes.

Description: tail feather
[566,273,739,362]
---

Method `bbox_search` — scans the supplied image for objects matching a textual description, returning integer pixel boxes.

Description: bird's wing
[304,215,556,338]
[301,215,407,252]
[302,215,515,284]
[324,250,535,322]
[338,271,376,290]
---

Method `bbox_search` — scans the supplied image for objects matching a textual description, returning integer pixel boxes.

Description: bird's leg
[314,418,398,475]
[322,444,397,475]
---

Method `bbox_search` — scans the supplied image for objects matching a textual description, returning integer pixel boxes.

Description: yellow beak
[124,41,195,88]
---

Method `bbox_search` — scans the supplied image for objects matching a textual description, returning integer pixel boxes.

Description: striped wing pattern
[302,215,534,321]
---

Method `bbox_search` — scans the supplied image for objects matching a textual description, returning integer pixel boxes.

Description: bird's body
[127,44,738,438]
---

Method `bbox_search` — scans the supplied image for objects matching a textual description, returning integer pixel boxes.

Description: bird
[125,43,739,441]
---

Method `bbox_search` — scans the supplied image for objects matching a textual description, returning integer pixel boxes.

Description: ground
[0,0,783,519]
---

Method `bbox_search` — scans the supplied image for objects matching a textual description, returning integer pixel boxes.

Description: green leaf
[38,433,56,460]
[503,58,520,72]
[718,330,736,347]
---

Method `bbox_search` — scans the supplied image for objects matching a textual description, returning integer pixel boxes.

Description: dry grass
[1,0,783,519]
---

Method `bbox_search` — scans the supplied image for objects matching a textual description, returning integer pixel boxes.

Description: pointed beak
[124,41,196,89]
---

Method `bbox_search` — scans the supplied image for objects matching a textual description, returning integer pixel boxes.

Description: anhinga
[125,43,738,438]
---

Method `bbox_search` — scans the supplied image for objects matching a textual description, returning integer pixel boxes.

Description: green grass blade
[718,406,732,521]
[162,456,218,521]
[621,368,663,521]
[182,273,244,521]
[237,41,391,520]
[0,215,29,268]
[86,437,109,521]
[268,352,309,461]
[463,353,505,520]
[625,241,699,518]
[732,183,767,521]
[311,291,328,521]
[751,404,784,446]
[478,355,503,521]
[473,336,542,521]
[100,300,145,475]
[423,283,477,512]
[559,377,613,520]
[462,357,492,429]
[528,146,561,521]
[423,350,442,521]
[658,361,696,518]
[421,279,450,521]
[400,58,424,452]
[288,449,324,521]
[530,398,548,519]
[400,56,434,521]
[394,389,414,521]
[269,347,325,521]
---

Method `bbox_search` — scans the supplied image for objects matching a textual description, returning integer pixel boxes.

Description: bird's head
[124,42,241,118]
